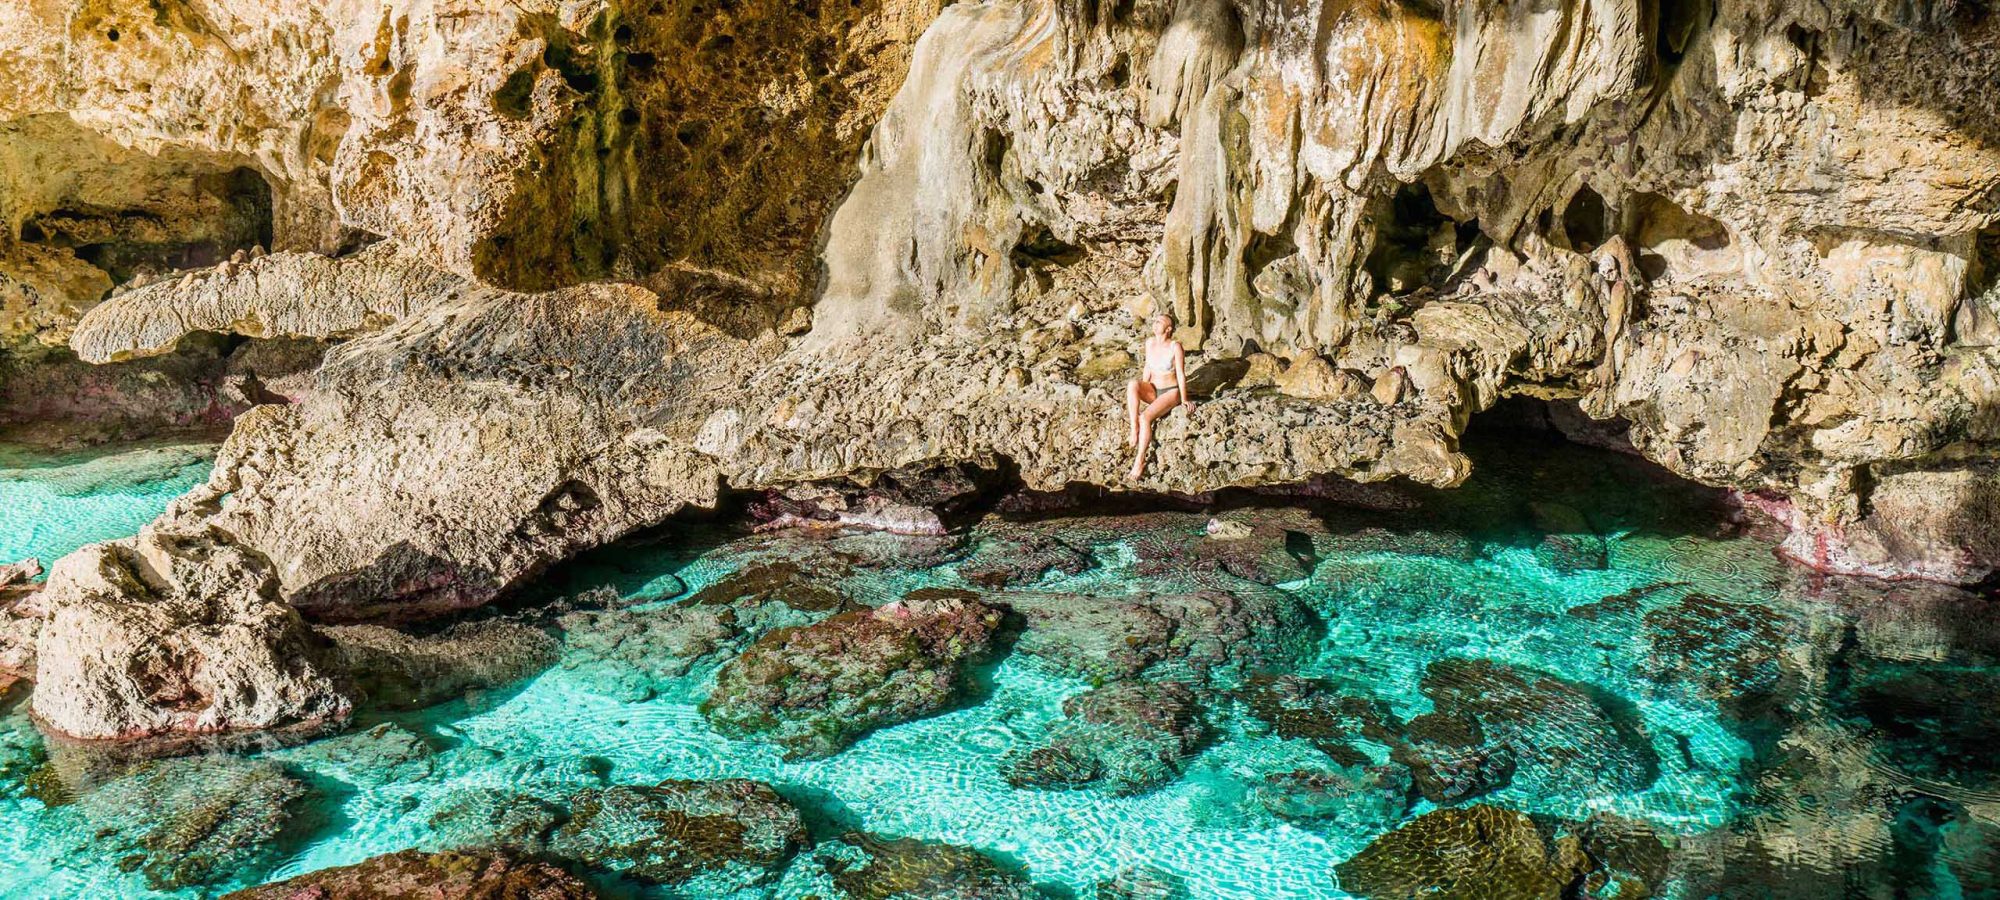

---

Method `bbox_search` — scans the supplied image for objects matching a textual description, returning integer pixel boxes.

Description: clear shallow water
[0,439,216,575]
[1,434,1997,898]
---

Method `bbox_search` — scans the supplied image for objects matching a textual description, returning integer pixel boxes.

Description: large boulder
[31,527,351,746]
[222,848,600,900]
[1004,681,1205,796]
[702,592,1004,759]
[548,779,806,892]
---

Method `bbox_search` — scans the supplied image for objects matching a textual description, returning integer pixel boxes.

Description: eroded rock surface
[1003,681,1205,796]
[31,523,351,744]
[702,592,1004,759]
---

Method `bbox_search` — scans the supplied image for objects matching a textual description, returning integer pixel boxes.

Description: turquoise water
[1,434,1997,898]
[0,440,216,575]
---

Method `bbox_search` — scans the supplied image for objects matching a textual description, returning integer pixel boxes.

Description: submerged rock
[1004,681,1205,796]
[323,620,559,710]
[818,831,1042,900]
[1095,867,1187,900]
[1419,658,1657,797]
[1257,764,1413,833]
[957,529,1096,588]
[1129,510,1318,586]
[279,722,437,786]
[425,789,565,855]
[1334,805,1588,900]
[702,592,1004,759]
[221,848,599,899]
[1529,501,1609,573]
[72,753,308,891]
[1641,593,1788,719]
[1238,675,1402,766]
[549,779,805,892]
[1388,712,1516,805]
[1003,587,1317,685]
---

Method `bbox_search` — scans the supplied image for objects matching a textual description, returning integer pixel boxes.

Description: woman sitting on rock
[1126,311,1195,480]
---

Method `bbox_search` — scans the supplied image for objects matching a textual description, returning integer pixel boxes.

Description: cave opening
[1973,223,1999,299]
[1653,0,1708,69]
[1562,185,1611,252]
[1624,191,1733,281]
[22,165,274,285]
[1011,223,1084,284]
[1364,182,1455,296]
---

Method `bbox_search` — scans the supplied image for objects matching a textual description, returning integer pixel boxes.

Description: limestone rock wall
[0,0,943,354]
[808,0,2000,582]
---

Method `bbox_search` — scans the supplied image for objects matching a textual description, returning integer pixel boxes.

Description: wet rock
[1576,814,1672,900]
[1334,805,1587,900]
[753,466,985,537]
[323,620,559,710]
[0,558,40,588]
[32,530,352,746]
[221,848,599,899]
[560,603,755,703]
[426,789,565,854]
[1003,587,1317,685]
[1641,593,1787,719]
[1257,764,1413,833]
[1096,866,1187,900]
[1239,675,1402,765]
[702,593,1004,759]
[280,722,437,786]
[1130,510,1317,586]
[1388,712,1515,805]
[73,753,308,891]
[1529,501,1608,573]
[818,831,1042,900]
[1004,682,1205,796]
[549,779,805,892]
[688,561,852,613]
[1419,658,1657,796]
[957,529,1095,588]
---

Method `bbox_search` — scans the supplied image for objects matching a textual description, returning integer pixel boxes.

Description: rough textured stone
[1334,805,1587,900]
[1004,681,1205,796]
[221,848,600,900]
[701,592,1004,759]
[31,523,351,745]
[68,243,458,363]
[549,779,805,892]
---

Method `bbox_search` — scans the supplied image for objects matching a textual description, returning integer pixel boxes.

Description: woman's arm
[1175,343,1195,409]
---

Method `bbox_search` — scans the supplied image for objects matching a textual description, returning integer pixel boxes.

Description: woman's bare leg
[1126,381,1155,448]
[1128,391,1180,480]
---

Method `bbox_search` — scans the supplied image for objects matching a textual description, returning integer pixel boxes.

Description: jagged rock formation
[7,0,2000,748]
